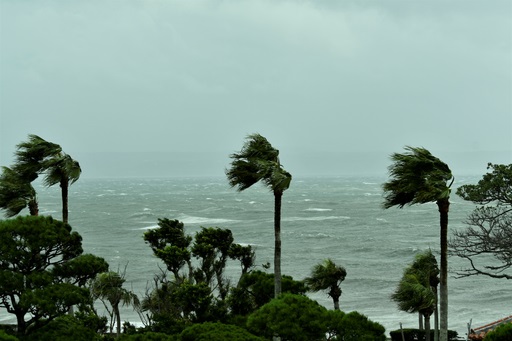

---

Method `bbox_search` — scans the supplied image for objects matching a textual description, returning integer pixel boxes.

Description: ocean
[1,175,510,337]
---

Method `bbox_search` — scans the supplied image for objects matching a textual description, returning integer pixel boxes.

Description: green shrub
[484,323,512,341]
[0,330,18,341]
[23,315,101,341]
[180,322,264,341]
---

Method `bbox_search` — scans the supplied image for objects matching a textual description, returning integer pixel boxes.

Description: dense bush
[0,330,18,341]
[390,328,459,341]
[332,311,386,341]
[247,293,329,341]
[484,323,512,341]
[180,322,264,341]
[23,315,102,341]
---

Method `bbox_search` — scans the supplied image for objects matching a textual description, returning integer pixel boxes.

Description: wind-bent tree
[392,250,439,341]
[305,258,347,311]
[450,163,512,279]
[226,133,292,298]
[382,146,453,341]
[90,271,140,337]
[0,215,108,335]
[42,153,81,224]
[13,134,81,223]
[0,166,39,217]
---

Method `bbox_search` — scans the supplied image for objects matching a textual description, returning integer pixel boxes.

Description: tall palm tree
[42,153,81,224]
[0,166,39,217]
[305,258,347,310]
[383,146,453,341]
[226,133,292,298]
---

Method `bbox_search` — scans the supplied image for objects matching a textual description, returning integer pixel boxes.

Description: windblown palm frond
[43,154,82,187]
[14,134,62,181]
[382,146,453,209]
[0,166,38,217]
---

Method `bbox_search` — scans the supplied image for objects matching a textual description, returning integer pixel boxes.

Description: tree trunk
[425,313,431,341]
[16,312,26,335]
[274,191,282,298]
[115,304,121,337]
[434,286,439,341]
[28,198,38,216]
[437,199,449,341]
[61,178,69,224]
[419,312,424,330]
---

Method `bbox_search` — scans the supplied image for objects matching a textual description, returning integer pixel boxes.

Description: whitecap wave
[305,208,333,212]
[284,216,350,222]
[177,214,237,225]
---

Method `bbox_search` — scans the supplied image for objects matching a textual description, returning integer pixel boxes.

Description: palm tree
[0,166,39,217]
[305,258,347,310]
[14,135,81,223]
[42,153,81,224]
[392,250,439,341]
[90,271,140,337]
[226,133,292,298]
[383,146,453,341]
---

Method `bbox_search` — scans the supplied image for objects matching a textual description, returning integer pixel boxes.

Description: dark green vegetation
[0,216,108,335]
[451,163,512,279]
[383,146,453,341]
[483,323,512,341]
[0,134,81,223]
[392,250,439,341]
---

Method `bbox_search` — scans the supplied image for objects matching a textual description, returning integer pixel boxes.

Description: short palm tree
[392,250,439,341]
[90,271,140,337]
[305,258,347,310]
[383,146,453,341]
[226,134,292,298]
[0,166,38,217]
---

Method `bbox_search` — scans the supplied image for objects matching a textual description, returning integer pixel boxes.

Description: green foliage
[180,322,264,341]
[23,314,102,341]
[452,163,512,279]
[305,258,347,310]
[0,166,38,217]
[0,215,108,335]
[484,323,512,341]
[335,311,386,341]
[229,270,307,315]
[246,293,328,341]
[0,330,18,341]
[391,250,438,316]
[389,328,459,341]
[142,220,255,328]
[226,133,291,193]
[382,146,453,208]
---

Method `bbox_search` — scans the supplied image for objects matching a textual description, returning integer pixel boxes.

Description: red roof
[468,315,512,340]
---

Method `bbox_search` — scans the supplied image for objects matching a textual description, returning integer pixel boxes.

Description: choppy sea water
[1,175,510,337]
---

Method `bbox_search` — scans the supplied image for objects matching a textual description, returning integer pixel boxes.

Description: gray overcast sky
[1,0,511,178]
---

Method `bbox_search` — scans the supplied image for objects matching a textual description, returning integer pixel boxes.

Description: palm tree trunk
[425,313,431,341]
[61,178,69,224]
[434,286,439,341]
[419,312,424,330]
[28,199,38,216]
[437,199,449,341]
[274,191,282,298]
[115,304,121,337]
